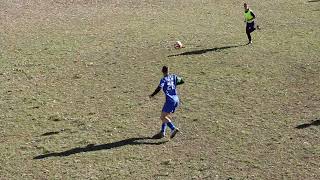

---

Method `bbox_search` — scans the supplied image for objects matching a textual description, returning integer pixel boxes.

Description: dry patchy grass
[0,0,319,179]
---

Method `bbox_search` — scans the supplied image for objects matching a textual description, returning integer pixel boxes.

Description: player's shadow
[168,44,246,57]
[41,131,60,136]
[295,119,320,129]
[308,0,320,2]
[33,137,167,159]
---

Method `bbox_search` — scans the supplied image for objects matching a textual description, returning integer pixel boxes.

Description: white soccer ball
[174,41,183,49]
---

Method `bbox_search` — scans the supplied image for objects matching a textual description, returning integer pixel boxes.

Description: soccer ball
[174,41,183,49]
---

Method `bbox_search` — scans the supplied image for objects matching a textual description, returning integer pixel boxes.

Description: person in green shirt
[244,3,260,44]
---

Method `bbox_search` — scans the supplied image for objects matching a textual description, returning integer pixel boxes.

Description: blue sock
[167,121,175,131]
[161,123,167,134]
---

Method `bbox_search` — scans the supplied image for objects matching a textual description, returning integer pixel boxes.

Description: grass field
[1,0,320,179]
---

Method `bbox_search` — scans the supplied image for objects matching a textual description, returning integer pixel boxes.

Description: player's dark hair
[162,66,168,73]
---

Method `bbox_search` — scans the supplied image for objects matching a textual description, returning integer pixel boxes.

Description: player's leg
[162,100,177,130]
[172,99,180,139]
[167,114,174,121]
[247,22,257,44]
[152,105,171,139]
[163,100,180,138]
[161,112,178,136]
[152,110,168,139]
[153,99,179,139]
[161,112,175,130]
[246,23,252,44]
[161,111,178,132]
[160,111,170,134]
[152,121,166,139]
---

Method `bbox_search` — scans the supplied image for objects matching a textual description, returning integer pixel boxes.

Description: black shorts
[246,22,255,31]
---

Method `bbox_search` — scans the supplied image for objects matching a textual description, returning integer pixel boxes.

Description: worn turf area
[0,0,319,179]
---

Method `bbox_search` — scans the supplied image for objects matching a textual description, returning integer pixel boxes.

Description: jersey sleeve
[250,11,256,18]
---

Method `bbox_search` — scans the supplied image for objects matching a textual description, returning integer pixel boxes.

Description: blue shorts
[162,99,179,113]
